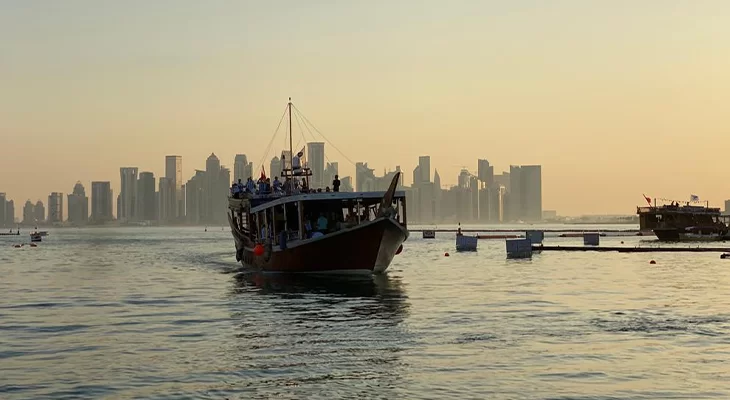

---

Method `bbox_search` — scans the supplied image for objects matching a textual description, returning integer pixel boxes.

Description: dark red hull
[231,217,408,274]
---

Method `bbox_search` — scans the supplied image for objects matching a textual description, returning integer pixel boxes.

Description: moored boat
[226,99,409,274]
[422,229,436,239]
[455,224,478,251]
[637,195,729,242]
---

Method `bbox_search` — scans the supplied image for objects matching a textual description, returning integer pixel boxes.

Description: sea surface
[2,225,730,399]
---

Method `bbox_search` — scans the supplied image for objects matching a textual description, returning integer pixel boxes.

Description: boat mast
[288,97,293,179]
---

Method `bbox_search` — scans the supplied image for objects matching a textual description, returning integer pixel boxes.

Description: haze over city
[3,1,730,216]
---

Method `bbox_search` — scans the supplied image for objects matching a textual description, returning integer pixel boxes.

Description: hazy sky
[2,0,729,216]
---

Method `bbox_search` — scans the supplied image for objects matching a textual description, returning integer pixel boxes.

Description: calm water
[2,226,730,399]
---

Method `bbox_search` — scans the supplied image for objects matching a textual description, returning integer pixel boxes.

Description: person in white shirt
[292,151,303,176]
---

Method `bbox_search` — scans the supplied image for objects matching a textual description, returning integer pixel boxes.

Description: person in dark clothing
[332,175,341,192]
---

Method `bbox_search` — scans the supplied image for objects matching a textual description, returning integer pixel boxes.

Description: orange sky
[2,1,730,216]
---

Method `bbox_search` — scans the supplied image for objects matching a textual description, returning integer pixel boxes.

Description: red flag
[642,194,652,206]
[260,166,266,181]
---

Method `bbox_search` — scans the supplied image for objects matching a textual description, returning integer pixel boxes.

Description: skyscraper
[23,200,34,225]
[234,154,253,182]
[505,165,542,222]
[725,200,730,215]
[5,200,14,225]
[119,167,139,221]
[418,156,431,184]
[165,155,183,219]
[270,156,282,179]
[158,177,175,222]
[477,159,495,188]
[205,153,220,223]
[521,165,542,221]
[0,193,6,226]
[307,142,325,189]
[91,181,113,222]
[34,200,45,223]
[185,170,206,224]
[67,182,89,225]
[137,172,156,221]
[48,192,63,223]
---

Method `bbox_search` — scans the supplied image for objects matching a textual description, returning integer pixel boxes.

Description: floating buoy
[620,241,624,244]
[721,253,729,259]
[253,244,265,256]
[30,243,37,248]
[649,260,656,264]
[13,244,21,248]
[395,245,403,255]
[444,252,450,257]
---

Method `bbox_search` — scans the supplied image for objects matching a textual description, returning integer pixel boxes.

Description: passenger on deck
[301,178,310,193]
[246,177,255,193]
[325,187,331,192]
[317,213,328,232]
[231,182,241,198]
[332,175,340,192]
[304,219,313,238]
[292,152,303,176]
[273,177,283,193]
[265,178,272,193]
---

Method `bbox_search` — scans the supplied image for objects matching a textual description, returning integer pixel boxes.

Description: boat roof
[249,190,406,213]
[637,205,721,215]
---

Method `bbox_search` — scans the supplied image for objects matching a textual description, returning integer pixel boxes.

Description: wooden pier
[533,245,730,253]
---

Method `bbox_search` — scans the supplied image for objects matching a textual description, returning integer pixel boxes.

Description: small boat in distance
[422,229,436,239]
[637,196,729,241]
[30,233,42,242]
[0,227,20,236]
[227,99,409,274]
[455,223,478,251]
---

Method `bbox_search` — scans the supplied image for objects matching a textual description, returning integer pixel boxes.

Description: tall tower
[205,153,221,224]
[47,192,64,223]
[234,154,248,181]
[307,142,325,189]
[137,172,156,221]
[165,155,183,219]
[119,167,139,221]
[91,181,113,222]
[418,156,431,184]
[67,181,89,225]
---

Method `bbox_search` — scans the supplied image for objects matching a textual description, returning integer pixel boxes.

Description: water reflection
[224,272,412,397]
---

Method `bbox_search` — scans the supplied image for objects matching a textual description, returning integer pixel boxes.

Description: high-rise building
[505,165,542,222]
[725,200,730,215]
[0,193,6,226]
[5,200,14,225]
[307,142,325,189]
[418,156,431,184]
[165,155,183,218]
[234,154,248,182]
[158,177,175,222]
[340,176,353,192]
[270,156,282,179]
[34,201,45,223]
[23,200,34,225]
[119,167,139,221]
[185,170,206,224]
[67,182,89,225]
[48,192,63,223]
[137,172,156,221]
[324,162,338,189]
[477,159,495,188]
[521,165,542,222]
[91,181,113,222]
[205,153,221,223]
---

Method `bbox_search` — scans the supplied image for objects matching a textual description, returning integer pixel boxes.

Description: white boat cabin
[230,190,407,246]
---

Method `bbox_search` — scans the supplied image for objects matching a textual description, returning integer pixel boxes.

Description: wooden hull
[229,216,408,274]
[653,227,728,242]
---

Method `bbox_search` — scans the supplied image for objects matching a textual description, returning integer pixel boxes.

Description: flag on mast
[642,194,652,206]
[690,194,699,202]
[260,166,266,181]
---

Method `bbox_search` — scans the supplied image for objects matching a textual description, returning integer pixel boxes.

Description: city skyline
[3,1,730,215]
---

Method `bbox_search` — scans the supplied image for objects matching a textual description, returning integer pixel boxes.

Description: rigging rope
[292,105,357,167]
[256,105,289,175]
